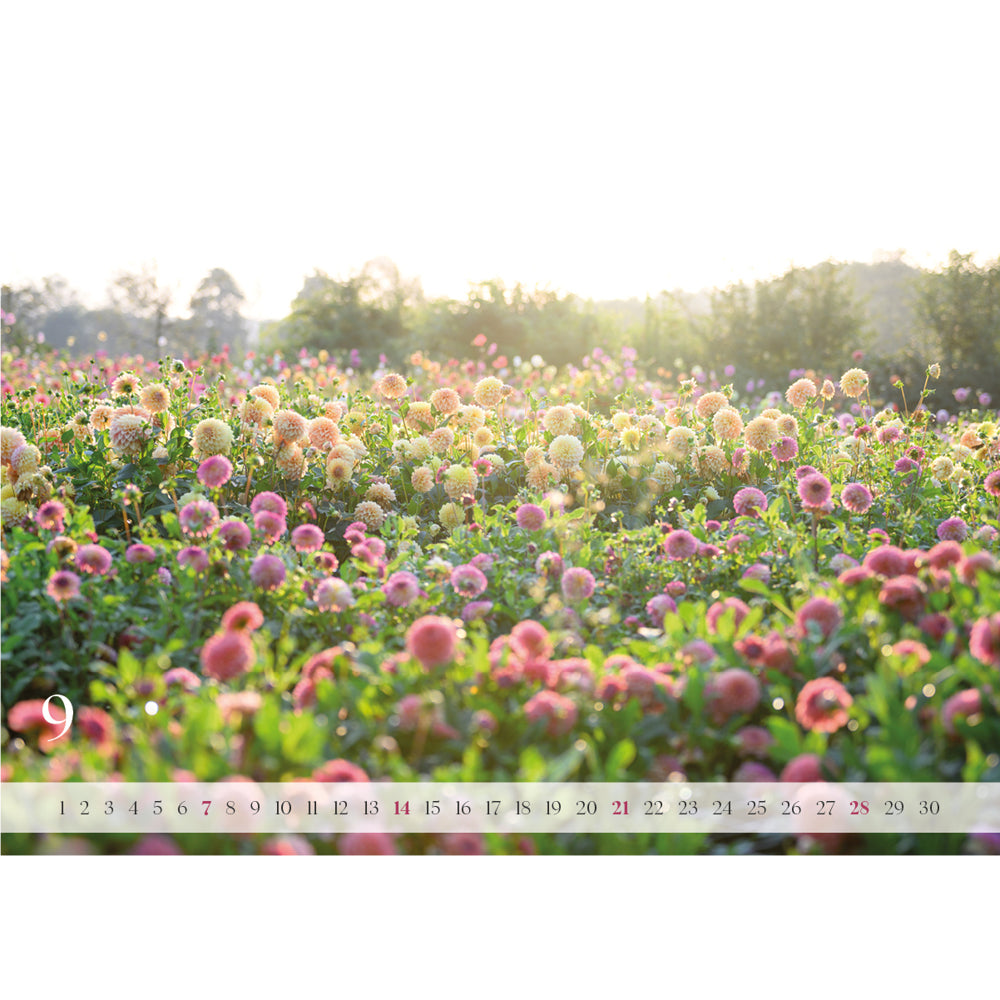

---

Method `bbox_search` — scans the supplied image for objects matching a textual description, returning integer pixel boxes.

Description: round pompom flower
[516,503,547,531]
[200,629,255,682]
[733,487,767,518]
[795,678,853,733]
[221,601,264,632]
[250,491,288,519]
[192,417,233,457]
[353,500,386,531]
[450,563,488,598]
[796,596,843,639]
[249,553,286,590]
[290,523,325,553]
[523,690,578,737]
[197,455,233,489]
[969,613,1000,667]
[314,576,354,611]
[839,367,869,398]
[712,406,744,441]
[840,482,873,514]
[179,498,220,538]
[705,597,751,635]
[941,689,982,736]
[744,415,779,452]
[253,509,287,543]
[561,567,596,602]
[785,377,818,409]
[406,615,457,669]
[378,373,408,400]
[797,472,832,509]
[664,529,699,560]
[707,668,761,721]
[695,391,728,419]
[984,469,1000,498]
[548,434,585,471]
[125,543,156,564]
[473,375,504,408]
[46,569,81,603]
[218,519,252,551]
[936,516,968,542]
[75,544,112,576]
[771,436,798,462]
[383,570,420,607]
[35,500,67,532]
[271,408,307,447]
[177,545,210,572]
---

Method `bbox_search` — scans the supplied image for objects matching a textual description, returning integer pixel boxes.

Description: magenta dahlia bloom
[936,517,968,542]
[250,553,286,590]
[383,570,420,607]
[197,454,233,489]
[797,472,832,509]
[515,503,547,531]
[74,543,112,575]
[560,567,596,602]
[450,563,488,598]
[840,482,873,514]
[218,519,252,551]
[664,529,698,560]
[969,613,1000,667]
[290,523,325,553]
[733,487,767,518]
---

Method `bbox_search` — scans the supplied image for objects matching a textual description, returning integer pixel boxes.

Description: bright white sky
[4,0,999,320]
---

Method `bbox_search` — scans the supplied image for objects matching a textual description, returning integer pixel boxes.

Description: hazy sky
[4,0,999,320]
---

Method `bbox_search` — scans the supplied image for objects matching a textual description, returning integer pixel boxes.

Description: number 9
[42,695,74,741]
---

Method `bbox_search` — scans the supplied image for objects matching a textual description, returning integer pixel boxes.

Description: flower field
[2,342,999,856]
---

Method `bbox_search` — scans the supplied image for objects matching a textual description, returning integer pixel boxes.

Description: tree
[187,267,248,355]
[259,260,415,367]
[1,276,86,352]
[913,251,1000,400]
[700,262,872,387]
[106,265,173,356]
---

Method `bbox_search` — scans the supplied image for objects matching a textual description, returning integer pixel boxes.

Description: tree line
[3,251,998,405]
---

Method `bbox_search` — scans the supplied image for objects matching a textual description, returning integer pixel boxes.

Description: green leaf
[604,738,636,780]
[517,745,547,782]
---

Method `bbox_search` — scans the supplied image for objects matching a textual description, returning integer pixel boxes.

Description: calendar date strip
[3,782,998,835]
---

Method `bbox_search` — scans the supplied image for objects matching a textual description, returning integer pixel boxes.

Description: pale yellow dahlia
[192,418,233,457]
[110,414,151,458]
[473,376,504,408]
[411,466,435,493]
[548,435,584,471]
[251,384,281,409]
[429,387,461,415]
[365,481,397,509]
[139,383,171,413]
[776,414,799,438]
[666,426,697,459]
[443,465,478,501]
[354,500,386,530]
[307,417,340,450]
[711,407,743,442]
[744,415,780,452]
[404,401,434,431]
[695,391,728,420]
[407,436,432,461]
[241,395,274,428]
[839,368,869,398]
[325,456,353,491]
[544,405,577,435]
[439,501,466,532]
[90,406,114,432]
[785,378,818,409]
[524,445,546,468]
[429,427,455,454]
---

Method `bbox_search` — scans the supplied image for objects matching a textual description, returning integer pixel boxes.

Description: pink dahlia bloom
[936,516,968,542]
[794,678,852,733]
[290,523,325,553]
[200,629,255,681]
[561,566,596,602]
[515,503,547,531]
[941,689,982,735]
[406,615,457,669]
[969,613,1000,667]
[707,668,761,721]
[74,544,112,575]
[382,570,420,607]
[664,529,698,560]
[523,689,578,737]
[796,596,843,640]
[250,553,286,590]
